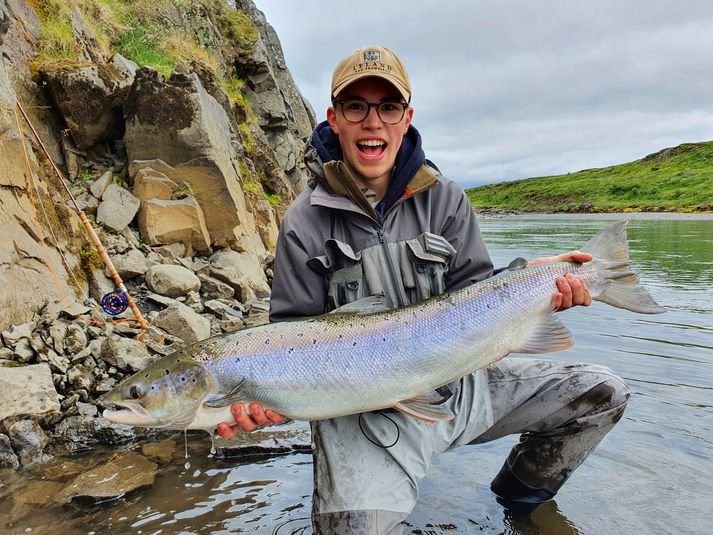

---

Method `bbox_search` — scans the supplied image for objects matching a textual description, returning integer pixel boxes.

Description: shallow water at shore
[2,216,712,534]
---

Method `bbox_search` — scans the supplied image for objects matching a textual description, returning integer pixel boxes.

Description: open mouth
[356,139,387,159]
[99,399,150,424]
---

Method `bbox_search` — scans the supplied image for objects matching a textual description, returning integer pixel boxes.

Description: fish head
[99,354,212,429]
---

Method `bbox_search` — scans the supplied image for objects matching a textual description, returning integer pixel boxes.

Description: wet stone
[34,457,97,481]
[7,419,51,466]
[213,421,311,458]
[13,479,66,505]
[141,438,176,464]
[57,451,157,503]
[51,415,137,454]
[0,433,19,469]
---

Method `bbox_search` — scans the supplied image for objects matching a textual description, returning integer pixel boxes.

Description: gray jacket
[269,159,494,322]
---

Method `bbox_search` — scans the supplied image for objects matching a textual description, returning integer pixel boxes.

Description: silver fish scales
[100,221,664,430]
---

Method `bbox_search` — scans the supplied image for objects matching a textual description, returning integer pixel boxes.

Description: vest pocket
[404,233,455,301]
[307,239,366,309]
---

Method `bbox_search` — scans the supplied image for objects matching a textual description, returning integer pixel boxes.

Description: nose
[362,104,382,129]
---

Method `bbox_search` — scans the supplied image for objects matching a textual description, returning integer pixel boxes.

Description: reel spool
[101,291,128,316]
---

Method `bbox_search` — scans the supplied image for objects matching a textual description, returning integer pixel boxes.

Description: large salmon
[100,221,664,430]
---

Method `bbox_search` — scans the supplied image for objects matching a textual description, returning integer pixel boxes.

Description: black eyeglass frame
[332,98,410,125]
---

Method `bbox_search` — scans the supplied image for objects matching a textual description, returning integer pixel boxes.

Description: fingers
[556,276,573,310]
[566,252,593,264]
[231,403,261,433]
[216,403,289,437]
[216,421,237,439]
[555,274,592,311]
[265,409,289,425]
[529,251,593,267]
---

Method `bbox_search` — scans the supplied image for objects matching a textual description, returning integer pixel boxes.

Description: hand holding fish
[216,402,288,437]
[529,251,594,311]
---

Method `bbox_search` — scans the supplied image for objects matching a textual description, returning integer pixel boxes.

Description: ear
[327,106,340,135]
[401,106,414,135]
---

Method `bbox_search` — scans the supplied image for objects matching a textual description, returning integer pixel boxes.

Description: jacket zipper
[377,227,406,308]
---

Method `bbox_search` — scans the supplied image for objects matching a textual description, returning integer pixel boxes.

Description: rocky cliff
[0,0,315,469]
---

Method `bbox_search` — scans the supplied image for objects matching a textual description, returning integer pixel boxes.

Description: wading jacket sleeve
[269,165,494,322]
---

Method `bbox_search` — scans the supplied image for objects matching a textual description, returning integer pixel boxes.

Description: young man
[218,46,629,534]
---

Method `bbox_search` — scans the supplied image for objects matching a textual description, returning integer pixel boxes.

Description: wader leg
[310,410,438,535]
[312,510,407,535]
[470,359,630,507]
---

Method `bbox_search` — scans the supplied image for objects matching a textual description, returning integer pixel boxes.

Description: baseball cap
[331,46,411,103]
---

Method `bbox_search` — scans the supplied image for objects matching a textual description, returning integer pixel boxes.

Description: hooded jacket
[269,121,494,322]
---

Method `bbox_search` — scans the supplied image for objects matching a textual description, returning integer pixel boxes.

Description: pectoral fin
[203,381,244,408]
[512,311,573,354]
[393,390,454,422]
[330,295,390,315]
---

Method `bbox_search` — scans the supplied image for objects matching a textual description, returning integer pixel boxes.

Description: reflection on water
[1,217,712,534]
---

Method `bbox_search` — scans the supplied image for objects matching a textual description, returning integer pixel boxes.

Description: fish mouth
[99,399,151,425]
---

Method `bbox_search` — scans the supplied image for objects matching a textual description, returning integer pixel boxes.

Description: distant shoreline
[475,210,713,221]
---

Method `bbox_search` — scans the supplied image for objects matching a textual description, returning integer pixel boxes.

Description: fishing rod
[15,99,150,330]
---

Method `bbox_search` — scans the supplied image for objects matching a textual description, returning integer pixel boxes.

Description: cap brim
[332,73,410,103]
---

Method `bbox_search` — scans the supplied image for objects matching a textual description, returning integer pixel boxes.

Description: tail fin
[582,221,666,314]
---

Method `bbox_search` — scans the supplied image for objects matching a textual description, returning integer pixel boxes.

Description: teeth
[358,140,385,147]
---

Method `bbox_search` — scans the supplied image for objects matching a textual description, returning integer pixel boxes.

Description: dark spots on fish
[352,342,357,347]
[297,333,304,338]
[312,339,317,345]
[264,339,270,344]
[164,370,169,375]
[181,376,186,382]
[288,348,294,354]
[338,334,343,339]
[382,337,386,342]
[234,357,240,363]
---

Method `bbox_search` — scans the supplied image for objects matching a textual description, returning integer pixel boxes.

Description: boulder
[138,197,211,256]
[7,419,50,466]
[0,364,60,421]
[57,451,157,503]
[101,335,154,371]
[89,169,114,199]
[41,55,137,149]
[153,303,210,344]
[197,273,235,299]
[51,415,136,453]
[110,248,150,280]
[209,248,270,301]
[65,323,88,355]
[1,322,33,347]
[145,264,201,297]
[131,167,178,201]
[123,69,265,253]
[97,184,141,232]
[0,433,19,469]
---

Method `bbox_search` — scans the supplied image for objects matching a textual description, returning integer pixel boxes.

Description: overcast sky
[254,1,713,189]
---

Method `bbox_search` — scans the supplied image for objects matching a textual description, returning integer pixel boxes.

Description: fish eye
[129,384,143,399]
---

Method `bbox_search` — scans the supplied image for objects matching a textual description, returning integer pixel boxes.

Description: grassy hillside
[466,142,713,213]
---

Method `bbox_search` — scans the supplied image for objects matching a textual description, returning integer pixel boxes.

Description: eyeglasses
[333,98,409,125]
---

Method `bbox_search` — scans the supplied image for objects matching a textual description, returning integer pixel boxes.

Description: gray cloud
[254,0,713,188]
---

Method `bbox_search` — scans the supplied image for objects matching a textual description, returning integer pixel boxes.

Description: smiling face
[327,77,413,198]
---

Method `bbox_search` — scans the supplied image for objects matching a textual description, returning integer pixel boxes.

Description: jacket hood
[305,120,426,218]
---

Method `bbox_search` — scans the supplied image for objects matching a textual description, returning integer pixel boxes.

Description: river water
[2,215,712,534]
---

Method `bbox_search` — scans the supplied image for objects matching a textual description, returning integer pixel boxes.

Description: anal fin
[512,311,574,354]
[393,389,454,423]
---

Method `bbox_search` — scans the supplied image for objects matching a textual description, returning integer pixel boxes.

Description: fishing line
[358,411,400,449]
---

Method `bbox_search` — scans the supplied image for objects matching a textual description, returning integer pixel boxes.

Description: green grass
[466,142,713,213]
[116,27,176,77]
